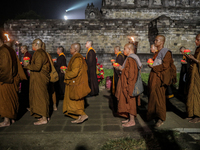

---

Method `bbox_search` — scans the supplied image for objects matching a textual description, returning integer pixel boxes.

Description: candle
[113,63,119,67]
[147,58,154,65]
[184,49,191,55]
[60,66,67,71]
[111,59,115,63]
[23,57,30,63]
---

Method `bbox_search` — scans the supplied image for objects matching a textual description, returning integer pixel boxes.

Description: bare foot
[11,120,15,124]
[53,104,57,111]
[0,121,10,127]
[185,117,193,120]
[34,119,47,125]
[76,115,88,124]
[122,119,129,124]
[155,119,164,127]
[38,118,50,121]
[122,121,135,127]
[189,117,200,123]
[71,116,81,123]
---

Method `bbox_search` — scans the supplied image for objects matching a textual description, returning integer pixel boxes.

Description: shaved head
[195,34,200,46]
[125,43,135,52]
[196,34,200,39]
[157,35,165,43]
[72,43,81,52]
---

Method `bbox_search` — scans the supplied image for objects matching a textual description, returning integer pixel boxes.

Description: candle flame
[4,33,10,41]
[16,41,19,44]
[131,37,135,42]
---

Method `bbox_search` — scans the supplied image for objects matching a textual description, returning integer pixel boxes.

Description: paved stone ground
[0,87,199,150]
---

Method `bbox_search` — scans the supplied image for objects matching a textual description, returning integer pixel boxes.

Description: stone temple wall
[4,17,200,72]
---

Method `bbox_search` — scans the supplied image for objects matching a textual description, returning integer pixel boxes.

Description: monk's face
[150,45,157,53]
[57,48,62,55]
[32,43,37,51]
[180,48,185,54]
[123,46,130,56]
[154,36,163,47]
[195,35,200,46]
[70,45,76,55]
[114,48,118,55]
[85,42,90,49]
[21,47,26,54]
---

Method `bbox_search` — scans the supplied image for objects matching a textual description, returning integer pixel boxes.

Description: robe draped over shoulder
[24,49,50,118]
[0,44,27,119]
[187,47,200,117]
[115,57,140,118]
[63,53,89,119]
[147,51,173,121]
[86,49,99,96]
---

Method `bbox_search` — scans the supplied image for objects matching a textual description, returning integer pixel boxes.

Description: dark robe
[24,49,50,118]
[187,47,200,118]
[86,48,99,96]
[147,51,175,121]
[21,51,32,108]
[0,44,27,119]
[54,54,67,96]
[112,52,125,95]
[115,57,140,118]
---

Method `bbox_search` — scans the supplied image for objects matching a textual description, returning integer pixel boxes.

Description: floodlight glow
[64,15,68,20]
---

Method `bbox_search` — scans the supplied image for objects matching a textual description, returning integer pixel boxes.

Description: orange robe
[0,44,27,119]
[115,57,140,118]
[147,51,174,121]
[63,53,90,119]
[187,47,200,117]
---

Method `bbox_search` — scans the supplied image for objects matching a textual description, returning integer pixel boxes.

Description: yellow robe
[63,53,89,119]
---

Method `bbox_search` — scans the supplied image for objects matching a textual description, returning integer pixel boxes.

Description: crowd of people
[0,29,200,128]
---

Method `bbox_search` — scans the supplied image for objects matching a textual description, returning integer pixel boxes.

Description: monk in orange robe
[63,43,91,124]
[0,31,27,127]
[115,43,142,127]
[185,34,200,123]
[147,35,177,127]
[24,39,50,125]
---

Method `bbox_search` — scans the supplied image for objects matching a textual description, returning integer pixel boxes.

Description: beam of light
[4,33,10,41]
[66,1,94,12]
[64,15,68,20]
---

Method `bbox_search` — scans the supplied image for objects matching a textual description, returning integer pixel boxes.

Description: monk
[63,43,91,123]
[20,45,32,110]
[115,43,142,127]
[112,46,125,113]
[85,40,99,96]
[185,34,200,123]
[0,31,27,127]
[147,35,177,127]
[24,38,50,125]
[54,46,67,100]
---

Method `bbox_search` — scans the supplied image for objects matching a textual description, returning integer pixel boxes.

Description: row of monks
[0,30,200,127]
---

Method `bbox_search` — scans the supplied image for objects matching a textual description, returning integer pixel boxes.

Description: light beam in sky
[64,15,68,20]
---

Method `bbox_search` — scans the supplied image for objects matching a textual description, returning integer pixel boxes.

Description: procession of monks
[0,28,200,128]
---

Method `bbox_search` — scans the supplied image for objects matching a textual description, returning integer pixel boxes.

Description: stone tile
[86,114,101,119]
[50,114,66,120]
[13,120,32,126]
[103,125,121,131]
[84,119,101,125]
[48,119,67,125]
[63,126,82,132]
[103,114,115,118]
[45,125,63,132]
[103,119,120,125]
[23,125,47,132]
[83,125,101,132]
[4,126,27,132]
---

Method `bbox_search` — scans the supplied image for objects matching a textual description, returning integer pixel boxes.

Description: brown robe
[147,51,174,121]
[63,53,90,119]
[0,44,27,119]
[115,57,140,118]
[24,48,50,118]
[187,47,200,118]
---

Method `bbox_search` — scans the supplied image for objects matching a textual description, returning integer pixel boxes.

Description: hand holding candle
[111,59,115,63]
[184,49,191,55]
[23,57,30,63]
[147,58,154,65]
[60,66,67,73]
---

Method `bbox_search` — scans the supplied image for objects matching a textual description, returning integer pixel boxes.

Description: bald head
[195,34,200,46]
[125,43,135,52]
[123,43,135,56]
[154,35,165,50]
[157,35,165,43]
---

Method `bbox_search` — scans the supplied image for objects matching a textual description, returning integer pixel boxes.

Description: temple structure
[4,0,200,71]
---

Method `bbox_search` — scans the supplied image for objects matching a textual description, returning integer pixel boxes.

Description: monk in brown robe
[63,43,91,124]
[115,43,141,127]
[24,38,50,125]
[0,32,27,127]
[147,35,177,127]
[85,40,99,96]
[185,34,200,123]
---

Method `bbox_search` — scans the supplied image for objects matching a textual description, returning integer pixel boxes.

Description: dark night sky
[0,0,102,27]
